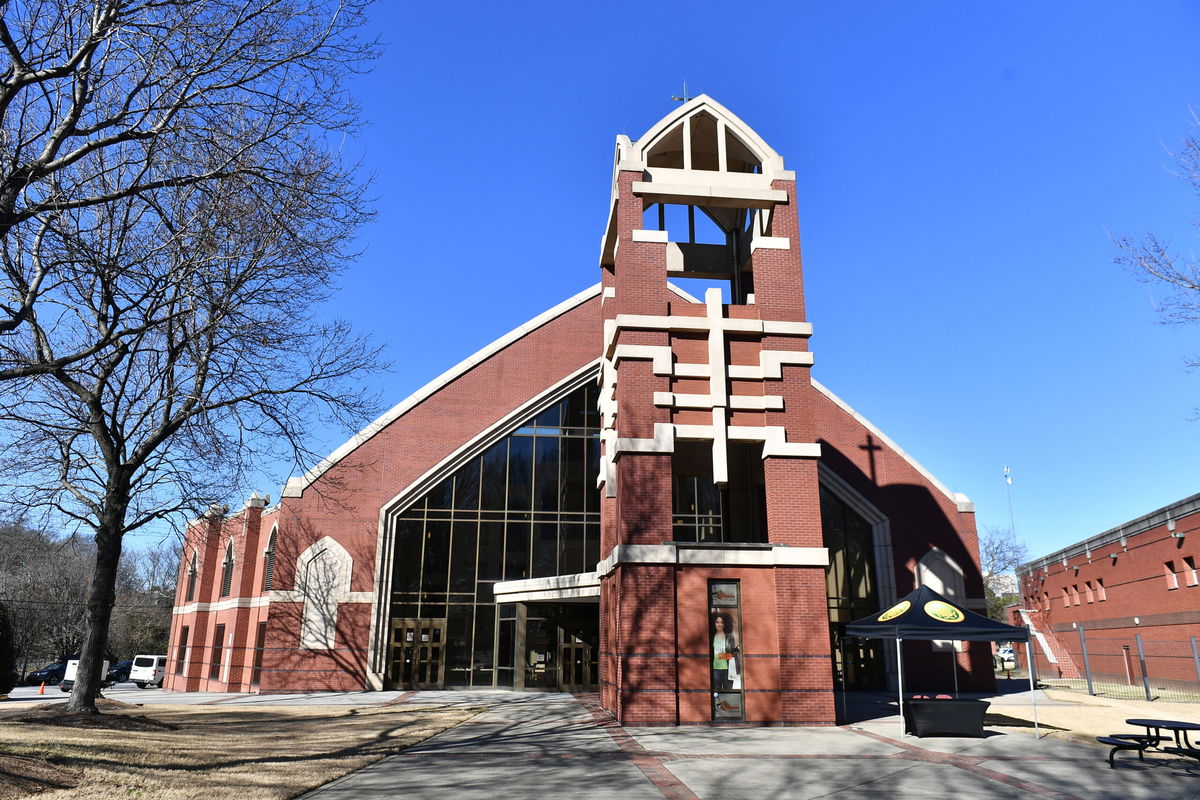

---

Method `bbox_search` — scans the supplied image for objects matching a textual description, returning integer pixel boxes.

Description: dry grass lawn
[983,688,1200,748]
[0,701,477,799]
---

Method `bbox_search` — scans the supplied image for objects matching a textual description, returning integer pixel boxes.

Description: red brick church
[166,96,992,724]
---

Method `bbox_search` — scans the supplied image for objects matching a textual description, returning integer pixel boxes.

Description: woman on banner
[711,612,741,691]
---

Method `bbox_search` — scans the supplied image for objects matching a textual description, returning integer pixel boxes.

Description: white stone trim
[269,590,373,603]
[285,284,603,496]
[810,379,973,511]
[762,320,813,336]
[596,543,829,576]
[632,180,788,209]
[675,362,712,378]
[641,167,782,194]
[654,391,704,408]
[612,343,673,375]
[608,312,806,339]
[172,595,271,615]
[668,281,702,304]
[629,95,786,177]
[631,229,669,243]
[603,289,820,498]
[674,423,716,440]
[614,422,675,457]
[711,407,729,483]
[493,572,600,603]
[652,391,782,411]
[759,427,823,459]
[733,395,784,410]
[727,350,816,380]
[751,236,791,252]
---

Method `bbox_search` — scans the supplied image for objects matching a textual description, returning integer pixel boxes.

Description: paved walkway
[4,683,413,706]
[295,692,1200,800]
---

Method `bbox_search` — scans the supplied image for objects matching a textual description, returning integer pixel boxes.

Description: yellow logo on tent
[877,600,910,622]
[924,600,965,623]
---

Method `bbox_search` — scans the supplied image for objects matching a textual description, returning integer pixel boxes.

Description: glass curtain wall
[390,382,601,687]
[821,484,884,690]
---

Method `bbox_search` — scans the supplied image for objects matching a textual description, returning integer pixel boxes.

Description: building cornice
[1019,491,1200,575]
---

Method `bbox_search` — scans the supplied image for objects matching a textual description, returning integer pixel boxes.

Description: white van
[130,654,167,688]
[58,658,110,692]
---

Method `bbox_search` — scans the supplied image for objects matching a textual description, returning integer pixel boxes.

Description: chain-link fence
[1019,629,1200,702]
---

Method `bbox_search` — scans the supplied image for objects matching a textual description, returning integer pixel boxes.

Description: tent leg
[1027,650,1040,739]
[896,638,905,738]
[951,646,959,698]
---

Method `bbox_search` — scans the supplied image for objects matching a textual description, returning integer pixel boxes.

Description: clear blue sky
[251,1,1200,562]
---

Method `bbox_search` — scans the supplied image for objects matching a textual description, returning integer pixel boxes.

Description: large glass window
[389,382,601,687]
[821,485,883,690]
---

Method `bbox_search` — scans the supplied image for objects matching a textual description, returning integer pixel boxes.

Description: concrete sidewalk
[4,683,414,706]
[299,692,1200,800]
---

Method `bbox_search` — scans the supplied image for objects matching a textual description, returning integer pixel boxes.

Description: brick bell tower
[596,96,835,725]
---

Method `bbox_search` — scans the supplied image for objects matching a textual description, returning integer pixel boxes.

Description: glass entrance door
[558,639,592,691]
[386,618,446,689]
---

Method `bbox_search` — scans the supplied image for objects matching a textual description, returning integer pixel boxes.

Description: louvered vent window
[186,554,198,601]
[220,542,234,597]
[263,531,276,592]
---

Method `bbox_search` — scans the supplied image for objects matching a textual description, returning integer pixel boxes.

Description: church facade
[166,97,991,724]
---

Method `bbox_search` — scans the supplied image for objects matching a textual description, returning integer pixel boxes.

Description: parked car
[994,645,1018,672]
[25,660,69,686]
[59,659,111,693]
[130,654,167,688]
[106,659,133,683]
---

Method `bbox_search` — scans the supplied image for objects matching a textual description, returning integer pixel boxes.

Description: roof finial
[671,80,692,103]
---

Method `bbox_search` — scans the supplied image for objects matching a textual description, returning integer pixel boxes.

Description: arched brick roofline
[810,378,973,512]
[283,284,603,497]
[629,94,785,175]
[284,282,703,498]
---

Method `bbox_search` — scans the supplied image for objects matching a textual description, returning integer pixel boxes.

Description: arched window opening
[724,127,762,173]
[643,108,765,174]
[917,548,967,652]
[821,484,883,690]
[220,541,234,598]
[263,529,277,592]
[916,548,966,600]
[688,111,720,171]
[646,122,684,169]
[185,553,198,602]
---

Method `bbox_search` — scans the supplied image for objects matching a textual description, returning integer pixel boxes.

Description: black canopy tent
[845,585,1038,737]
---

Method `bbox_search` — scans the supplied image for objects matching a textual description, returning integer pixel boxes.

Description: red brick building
[1013,492,1200,684]
[166,97,990,724]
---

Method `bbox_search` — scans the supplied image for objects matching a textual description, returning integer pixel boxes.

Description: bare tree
[1115,113,1200,365]
[0,519,92,670]
[979,526,1028,620]
[108,538,181,659]
[0,1,382,713]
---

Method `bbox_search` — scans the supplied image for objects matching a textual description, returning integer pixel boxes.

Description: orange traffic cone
[38,682,45,695]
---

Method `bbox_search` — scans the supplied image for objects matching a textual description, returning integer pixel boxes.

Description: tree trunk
[65,505,125,713]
